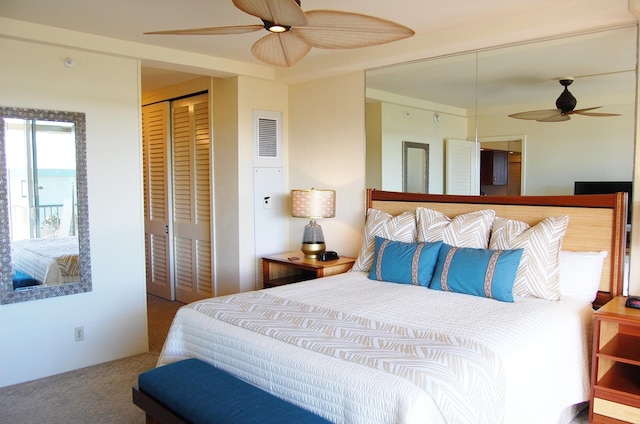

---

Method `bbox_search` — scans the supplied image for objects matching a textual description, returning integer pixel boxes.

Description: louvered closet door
[142,102,173,300]
[171,94,213,303]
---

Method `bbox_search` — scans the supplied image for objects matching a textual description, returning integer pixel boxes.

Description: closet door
[171,94,213,303]
[142,102,173,300]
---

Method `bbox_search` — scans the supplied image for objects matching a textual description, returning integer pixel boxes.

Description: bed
[11,236,80,287]
[157,189,627,424]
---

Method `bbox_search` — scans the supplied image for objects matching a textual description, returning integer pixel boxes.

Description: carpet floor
[0,294,590,423]
[0,294,183,424]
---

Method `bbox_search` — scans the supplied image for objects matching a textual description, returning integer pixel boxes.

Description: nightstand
[262,252,355,289]
[590,296,640,423]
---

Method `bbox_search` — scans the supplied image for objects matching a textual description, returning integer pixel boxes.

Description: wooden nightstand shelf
[590,296,640,423]
[262,252,355,289]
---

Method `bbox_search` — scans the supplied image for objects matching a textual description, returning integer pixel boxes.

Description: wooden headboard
[366,189,627,308]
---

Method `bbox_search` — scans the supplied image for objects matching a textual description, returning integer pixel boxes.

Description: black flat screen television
[574,181,632,224]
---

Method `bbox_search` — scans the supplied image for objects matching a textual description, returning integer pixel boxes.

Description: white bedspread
[158,271,592,424]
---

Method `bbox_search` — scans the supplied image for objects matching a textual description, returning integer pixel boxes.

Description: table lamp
[291,189,336,258]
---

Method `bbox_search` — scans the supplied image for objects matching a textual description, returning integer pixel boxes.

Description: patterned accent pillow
[489,215,569,300]
[369,236,442,286]
[416,208,495,248]
[352,209,417,272]
[429,244,523,302]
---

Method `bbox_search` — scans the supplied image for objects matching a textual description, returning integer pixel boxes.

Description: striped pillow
[352,209,417,272]
[416,208,495,248]
[489,215,569,301]
[429,244,523,302]
[369,237,442,286]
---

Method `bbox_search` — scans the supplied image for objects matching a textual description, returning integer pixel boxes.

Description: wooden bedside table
[590,296,640,423]
[262,252,355,289]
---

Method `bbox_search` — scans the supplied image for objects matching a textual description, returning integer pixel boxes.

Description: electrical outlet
[74,326,84,342]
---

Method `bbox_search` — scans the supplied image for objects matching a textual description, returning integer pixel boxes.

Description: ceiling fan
[145,0,414,67]
[508,78,621,122]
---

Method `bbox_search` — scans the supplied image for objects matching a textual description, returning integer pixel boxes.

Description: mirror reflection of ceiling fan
[145,0,415,67]
[508,77,621,122]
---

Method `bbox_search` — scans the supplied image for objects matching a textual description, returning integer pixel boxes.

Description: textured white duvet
[158,271,592,424]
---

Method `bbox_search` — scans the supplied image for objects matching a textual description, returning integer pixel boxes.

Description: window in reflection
[6,119,77,240]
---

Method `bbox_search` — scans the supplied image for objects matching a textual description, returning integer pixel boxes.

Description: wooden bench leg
[132,385,189,424]
[146,413,160,424]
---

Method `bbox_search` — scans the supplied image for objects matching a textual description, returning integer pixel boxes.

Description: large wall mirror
[365,26,637,200]
[0,107,91,304]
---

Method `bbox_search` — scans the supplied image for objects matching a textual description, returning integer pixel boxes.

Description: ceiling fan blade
[538,114,571,122]
[293,10,414,49]
[508,109,560,121]
[145,25,263,35]
[233,0,307,26]
[572,107,620,117]
[573,111,621,117]
[251,32,311,67]
[570,106,601,113]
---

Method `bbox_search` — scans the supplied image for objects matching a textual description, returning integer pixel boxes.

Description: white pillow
[416,208,495,248]
[352,208,417,272]
[559,250,607,303]
[489,215,569,301]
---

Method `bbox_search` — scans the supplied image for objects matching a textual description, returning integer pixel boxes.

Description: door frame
[479,134,527,195]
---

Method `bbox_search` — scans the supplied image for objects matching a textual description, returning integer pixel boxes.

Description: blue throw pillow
[369,236,442,286]
[429,244,523,302]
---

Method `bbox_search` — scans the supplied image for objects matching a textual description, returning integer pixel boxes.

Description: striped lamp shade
[291,189,336,219]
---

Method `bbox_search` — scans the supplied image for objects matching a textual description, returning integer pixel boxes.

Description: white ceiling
[0,0,636,102]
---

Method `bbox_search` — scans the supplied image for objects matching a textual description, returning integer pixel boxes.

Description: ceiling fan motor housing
[556,78,577,114]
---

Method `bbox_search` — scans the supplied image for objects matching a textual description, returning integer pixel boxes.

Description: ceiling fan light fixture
[263,20,290,33]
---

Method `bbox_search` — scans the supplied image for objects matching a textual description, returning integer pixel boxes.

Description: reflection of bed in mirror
[11,236,79,289]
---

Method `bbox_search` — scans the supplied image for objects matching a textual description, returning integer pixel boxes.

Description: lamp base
[301,242,326,259]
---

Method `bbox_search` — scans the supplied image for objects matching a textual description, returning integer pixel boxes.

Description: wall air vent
[253,109,282,167]
[258,117,277,158]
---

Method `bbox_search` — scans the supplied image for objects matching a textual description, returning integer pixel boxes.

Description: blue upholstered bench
[133,358,330,424]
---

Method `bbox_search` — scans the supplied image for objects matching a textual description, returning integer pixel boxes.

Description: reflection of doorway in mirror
[479,136,524,196]
[445,138,480,195]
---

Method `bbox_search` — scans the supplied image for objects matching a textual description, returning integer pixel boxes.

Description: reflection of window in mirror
[403,141,429,193]
[6,118,77,240]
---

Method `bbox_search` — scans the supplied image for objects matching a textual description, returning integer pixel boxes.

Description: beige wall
[212,75,290,294]
[237,76,289,292]
[212,77,241,296]
[0,38,147,387]
[365,102,383,189]
[289,72,366,259]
